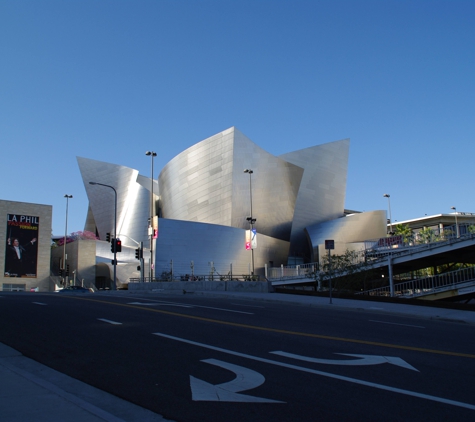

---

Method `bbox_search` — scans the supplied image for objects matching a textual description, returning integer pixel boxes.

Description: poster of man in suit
[4,214,39,278]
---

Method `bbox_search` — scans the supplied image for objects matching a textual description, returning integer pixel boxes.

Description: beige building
[0,199,53,292]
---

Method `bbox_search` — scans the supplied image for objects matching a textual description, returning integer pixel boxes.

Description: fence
[359,265,475,298]
[131,259,262,283]
[266,263,317,280]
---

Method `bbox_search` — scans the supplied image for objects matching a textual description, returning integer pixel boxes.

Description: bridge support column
[388,254,394,297]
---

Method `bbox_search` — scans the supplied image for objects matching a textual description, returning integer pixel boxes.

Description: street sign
[325,239,335,250]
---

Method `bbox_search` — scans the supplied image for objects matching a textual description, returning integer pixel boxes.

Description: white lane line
[97,318,122,325]
[32,302,47,305]
[370,320,425,329]
[230,303,265,309]
[192,305,253,315]
[152,332,475,411]
[130,298,254,314]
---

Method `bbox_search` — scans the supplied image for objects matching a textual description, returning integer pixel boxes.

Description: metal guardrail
[267,231,475,282]
[129,274,262,283]
[359,266,475,298]
[267,263,317,281]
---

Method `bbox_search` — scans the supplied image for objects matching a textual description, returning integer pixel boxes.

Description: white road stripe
[32,302,47,305]
[230,303,265,309]
[192,305,253,314]
[370,320,425,329]
[97,318,122,325]
[130,298,254,314]
[152,332,475,411]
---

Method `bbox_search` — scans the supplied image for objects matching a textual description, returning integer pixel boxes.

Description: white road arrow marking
[270,351,419,371]
[190,359,284,403]
[154,332,475,410]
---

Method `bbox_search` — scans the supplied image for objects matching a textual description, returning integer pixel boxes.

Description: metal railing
[129,273,262,283]
[267,229,475,284]
[359,266,475,298]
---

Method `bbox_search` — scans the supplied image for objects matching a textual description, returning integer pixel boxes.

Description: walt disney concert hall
[78,127,385,282]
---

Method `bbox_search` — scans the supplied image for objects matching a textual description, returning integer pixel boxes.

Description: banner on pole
[246,229,257,250]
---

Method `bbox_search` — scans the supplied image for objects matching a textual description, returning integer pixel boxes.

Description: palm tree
[393,224,413,244]
[417,227,435,244]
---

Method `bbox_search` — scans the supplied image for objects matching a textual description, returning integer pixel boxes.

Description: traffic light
[66,265,70,276]
[135,248,140,260]
[115,239,122,252]
[111,239,115,253]
[59,269,63,276]
[106,232,111,242]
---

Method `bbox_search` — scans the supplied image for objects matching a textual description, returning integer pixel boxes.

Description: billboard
[4,214,39,278]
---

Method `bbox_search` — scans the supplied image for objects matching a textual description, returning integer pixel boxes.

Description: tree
[416,227,435,244]
[54,230,98,248]
[314,250,377,294]
[70,230,98,240]
[393,224,413,243]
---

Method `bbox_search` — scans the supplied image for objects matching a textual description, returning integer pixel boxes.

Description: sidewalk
[187,290,475,325]
[1,291,473,421]
[0,342,171,422]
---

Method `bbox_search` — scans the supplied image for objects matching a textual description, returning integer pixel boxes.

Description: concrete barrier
[128,280,270,293]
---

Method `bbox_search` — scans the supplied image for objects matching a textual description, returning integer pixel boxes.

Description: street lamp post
[63,195,73,286]
[145,151,157,282]
[244,169,256,276]
[451,206,459,238]
[89,182,117,290]
[383,194,392,235]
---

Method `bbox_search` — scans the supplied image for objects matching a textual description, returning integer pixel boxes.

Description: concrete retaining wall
[128,280,270,293]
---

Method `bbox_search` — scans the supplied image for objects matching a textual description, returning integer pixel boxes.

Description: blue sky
[1,0,474,236]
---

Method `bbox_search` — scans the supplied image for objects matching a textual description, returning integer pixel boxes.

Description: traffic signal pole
[134,242,145,283]
[140,241,144,282]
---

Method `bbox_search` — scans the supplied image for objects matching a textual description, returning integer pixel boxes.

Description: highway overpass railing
[358,266,475,299]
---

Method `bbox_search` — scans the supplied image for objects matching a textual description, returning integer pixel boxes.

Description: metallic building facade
[306,210,387,262]
[78,127,384,281]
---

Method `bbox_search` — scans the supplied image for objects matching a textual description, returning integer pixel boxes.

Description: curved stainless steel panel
[154,218,290,277]
[280,138,350,258]
[77,157,152,248]
[158,127,303,241]
[305,210,387,262]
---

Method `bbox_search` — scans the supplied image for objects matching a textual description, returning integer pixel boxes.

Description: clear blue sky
[1,0,474,236]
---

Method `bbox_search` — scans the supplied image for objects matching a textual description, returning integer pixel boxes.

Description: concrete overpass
[268,233,475,301]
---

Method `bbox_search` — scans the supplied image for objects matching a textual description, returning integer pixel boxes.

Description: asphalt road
[0,292,474,421]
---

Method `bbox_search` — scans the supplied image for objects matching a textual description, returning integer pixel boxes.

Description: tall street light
[63,194,73,286]
[383,194,392,235]
[451,206,459,238]
[89,182,117,290]
[244,169,256,275]
[145,151,157,282]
